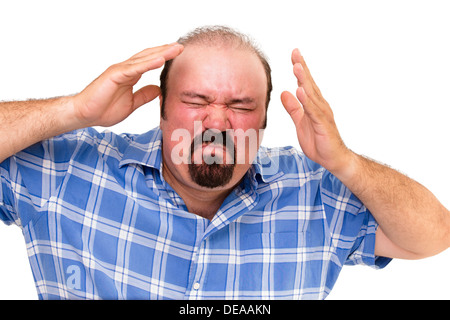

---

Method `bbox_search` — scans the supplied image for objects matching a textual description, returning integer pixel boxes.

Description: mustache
[190,129,235,154]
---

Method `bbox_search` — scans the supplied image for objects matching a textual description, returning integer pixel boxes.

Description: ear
[159,94,164,127]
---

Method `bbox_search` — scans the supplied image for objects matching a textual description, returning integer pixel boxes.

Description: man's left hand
[281,49,450,259]
[281,48,354,177]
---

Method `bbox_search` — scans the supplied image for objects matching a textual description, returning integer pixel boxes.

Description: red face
[160,44,268,193]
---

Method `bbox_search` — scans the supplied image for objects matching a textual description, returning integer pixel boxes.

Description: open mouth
[190,130,236,165]
[191,142,230,164]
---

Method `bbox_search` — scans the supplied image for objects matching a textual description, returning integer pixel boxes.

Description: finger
[129,43,184,64]
[117,56,166,81]
[281,91,304,127]
[291,48,302,65]
[293,63,325,107]
[128,43,183,69]
[295,87,328,124]
[133,85,161,110]
[291,49,302,87]
[115,45,184,83]
[122,46,183,76]
[129,43,179,60]
[291,49,322,97]
[293,62,314,97]
[161,43,184,61]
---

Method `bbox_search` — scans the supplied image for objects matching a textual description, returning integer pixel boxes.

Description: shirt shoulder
[254,145,324,182]
[0,127,155,227]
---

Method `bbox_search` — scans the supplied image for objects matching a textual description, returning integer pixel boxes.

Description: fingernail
[294,63,303,71]
[172,43,184,50]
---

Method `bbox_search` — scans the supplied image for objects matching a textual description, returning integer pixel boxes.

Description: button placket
[190,239,208,295]
[185,218,209,298]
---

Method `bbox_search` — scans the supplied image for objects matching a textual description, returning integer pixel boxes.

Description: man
[0,26,448,299]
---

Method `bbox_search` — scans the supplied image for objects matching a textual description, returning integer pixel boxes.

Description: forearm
[0,96,81,163]
[334,151,450,257]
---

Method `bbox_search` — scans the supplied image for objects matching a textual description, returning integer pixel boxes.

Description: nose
[202,104,231,132]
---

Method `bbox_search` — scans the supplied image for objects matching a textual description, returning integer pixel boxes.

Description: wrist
[59,95,91,131]
[329,149,362,188]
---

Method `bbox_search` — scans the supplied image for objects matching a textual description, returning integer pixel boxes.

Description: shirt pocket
[242,231,307,264]
[239,232,311,298]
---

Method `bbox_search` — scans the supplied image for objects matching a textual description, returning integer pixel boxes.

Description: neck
[162,162,234,220]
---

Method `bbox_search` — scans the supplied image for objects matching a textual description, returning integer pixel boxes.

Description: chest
[23,164,333,299]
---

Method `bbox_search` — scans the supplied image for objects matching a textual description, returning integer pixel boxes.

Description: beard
[188,130,236,188]
[188,162,235,188]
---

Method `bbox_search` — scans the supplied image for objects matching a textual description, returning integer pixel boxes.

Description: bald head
[176,25,263,51]
[159,25,272,126]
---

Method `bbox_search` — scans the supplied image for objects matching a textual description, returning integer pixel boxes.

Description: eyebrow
[180,91,212,102]
[227,97,256,105]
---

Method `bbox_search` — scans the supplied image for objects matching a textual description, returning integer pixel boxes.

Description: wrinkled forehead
[166,44,268,97]
[172,43,253,69]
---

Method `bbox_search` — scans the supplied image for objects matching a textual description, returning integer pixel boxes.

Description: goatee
[188,130,236,188]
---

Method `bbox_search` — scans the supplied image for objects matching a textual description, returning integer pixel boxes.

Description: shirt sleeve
[319,168,392,270]
[0,160,19,226]
[0,129,87,228]
[343,206,392,269]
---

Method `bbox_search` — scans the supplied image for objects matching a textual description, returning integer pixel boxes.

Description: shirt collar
[252,146,285,184]
[118,126,284,184]
[118,127,163,171]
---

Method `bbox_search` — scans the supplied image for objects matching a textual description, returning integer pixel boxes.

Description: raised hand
[73,43,184,128]
[280,48,352,175]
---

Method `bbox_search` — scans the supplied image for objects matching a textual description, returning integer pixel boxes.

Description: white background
[0,0,449,300]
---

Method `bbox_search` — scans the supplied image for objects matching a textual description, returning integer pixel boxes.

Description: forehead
[167,44,267,101]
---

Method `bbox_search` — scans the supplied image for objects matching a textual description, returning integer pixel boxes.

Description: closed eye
[227,98,256,112]
[229,105,253,112]
[182,101,207,107]
[180,91,211,107]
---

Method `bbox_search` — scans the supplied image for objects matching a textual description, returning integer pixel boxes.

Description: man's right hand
[0,43,183,163]
[72,43,184,128]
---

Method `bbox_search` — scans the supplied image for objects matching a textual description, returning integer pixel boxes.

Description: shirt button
[193,282,200,290]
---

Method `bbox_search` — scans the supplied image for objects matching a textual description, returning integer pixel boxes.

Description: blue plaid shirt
[0,127,390,299]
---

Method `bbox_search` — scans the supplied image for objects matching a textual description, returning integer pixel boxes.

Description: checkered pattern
[0,127,390,299]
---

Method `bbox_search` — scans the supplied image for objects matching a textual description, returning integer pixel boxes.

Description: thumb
[281,91,304,128]
[132,85,161,110]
